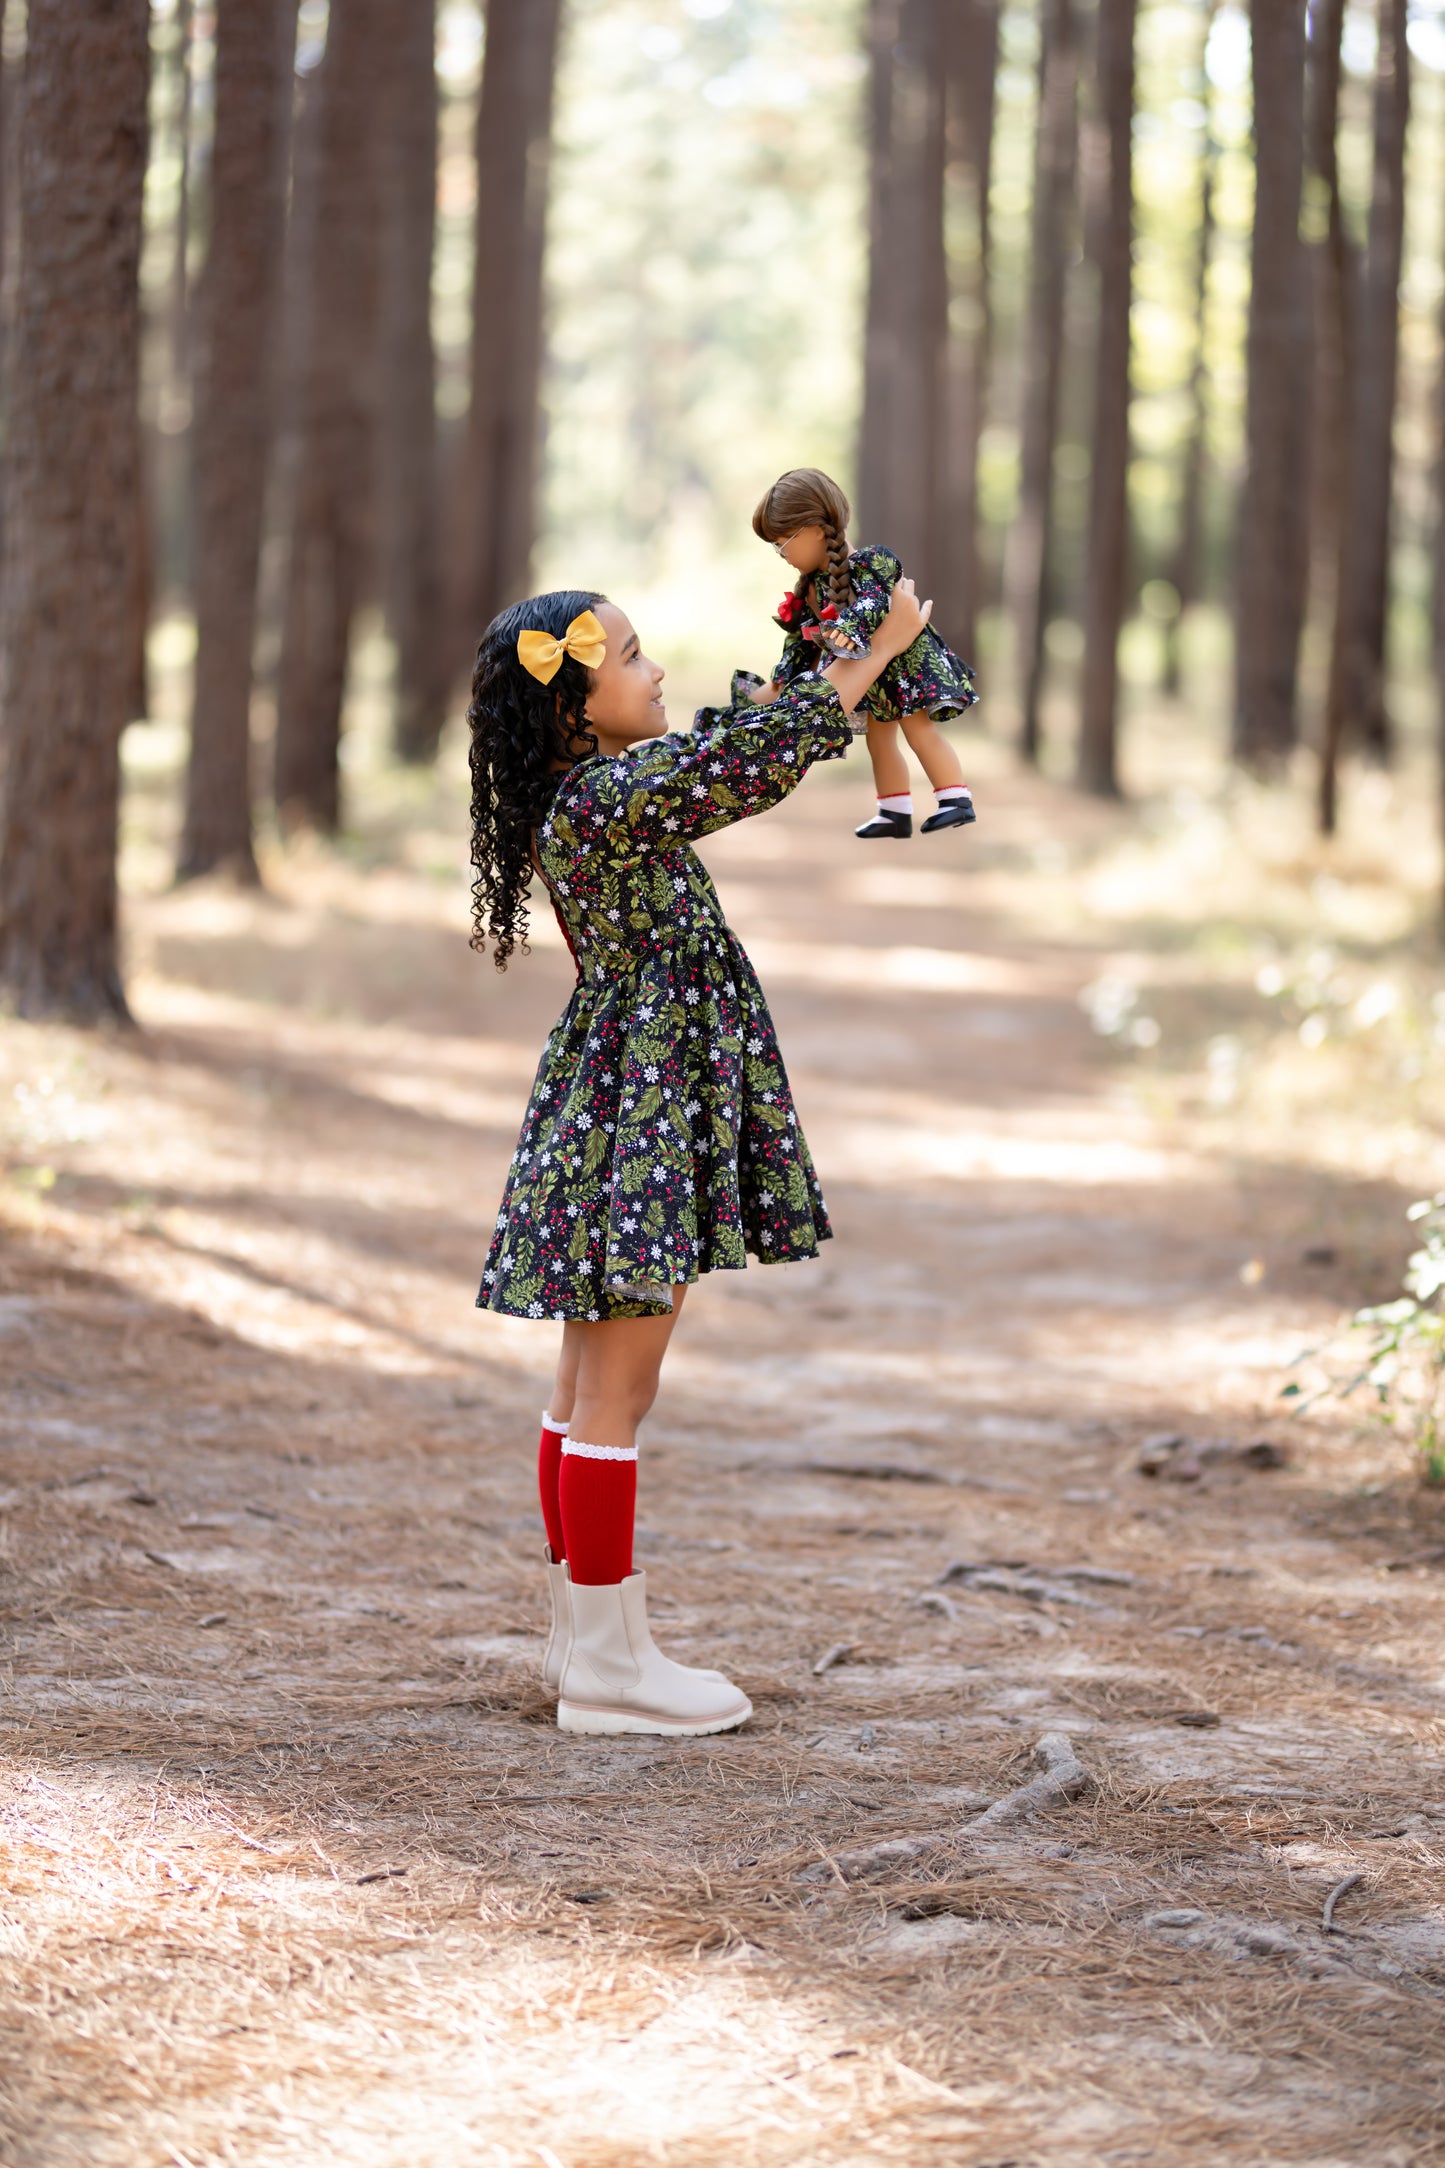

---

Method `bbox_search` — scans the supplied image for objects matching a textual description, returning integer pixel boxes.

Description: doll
[709,468,979,840]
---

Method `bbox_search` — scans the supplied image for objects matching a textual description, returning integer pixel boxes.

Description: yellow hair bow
[516,608,607,686]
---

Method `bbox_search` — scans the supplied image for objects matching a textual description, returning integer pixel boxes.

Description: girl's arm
[572,584,930,858]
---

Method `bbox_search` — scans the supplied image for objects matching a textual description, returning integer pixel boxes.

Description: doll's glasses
[772,533,801,556]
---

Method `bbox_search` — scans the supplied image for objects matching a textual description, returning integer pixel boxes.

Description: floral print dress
[698,544,978,731]
[478,672,851,1323]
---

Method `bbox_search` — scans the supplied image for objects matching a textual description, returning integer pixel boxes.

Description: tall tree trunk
[1435,271,1445,919]
[0,0,149,1023]
[1347,0,1409,764]
[858,0,947,579]
[936,0,999,659]
[377,0,445,763]
[457,0,561,650]
[1233,0,1311,769]
[1162,2,1217,700]
[179,0,292,882]
[1005,0,1076,764]
[1076,0,1136,797]
[274,0,382,834]
[1313,0,1354,833]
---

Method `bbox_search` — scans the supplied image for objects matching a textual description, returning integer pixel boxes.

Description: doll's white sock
[934,784,971,803]
[878,793,913,815]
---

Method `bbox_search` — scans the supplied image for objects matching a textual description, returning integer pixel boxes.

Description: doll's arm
[805,546,900,661]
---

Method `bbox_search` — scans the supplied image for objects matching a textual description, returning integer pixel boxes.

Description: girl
[468,578,930,1737]
[739,467,977,841]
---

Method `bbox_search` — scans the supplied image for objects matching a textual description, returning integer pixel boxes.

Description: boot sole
[557,1694,752,1737]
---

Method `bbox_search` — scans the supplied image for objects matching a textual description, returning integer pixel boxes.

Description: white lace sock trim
[878,793,913,815]
[562,1438,638,1462]
[541,1410,569,1433]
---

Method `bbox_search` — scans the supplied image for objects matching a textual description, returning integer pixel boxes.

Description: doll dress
[695,544,978,732]
[478,672,851,1324]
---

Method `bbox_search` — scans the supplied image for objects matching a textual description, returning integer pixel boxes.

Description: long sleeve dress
[697,544,978,732]
[478,672,851,1324]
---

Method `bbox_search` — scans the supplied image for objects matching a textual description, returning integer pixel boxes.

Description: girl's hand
[877,575,932,657]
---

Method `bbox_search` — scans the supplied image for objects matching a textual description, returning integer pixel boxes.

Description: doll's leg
[856,718,915,839]
[900,713,964,790]
[866,717,909,798]
[900,712,975,834]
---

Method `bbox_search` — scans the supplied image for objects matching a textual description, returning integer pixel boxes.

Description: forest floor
[3,716,1445,2165]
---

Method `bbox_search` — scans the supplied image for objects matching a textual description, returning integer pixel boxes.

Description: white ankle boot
[557,1571,751,1736]
[541,1547,572,1692]
[541,1551,725,1695]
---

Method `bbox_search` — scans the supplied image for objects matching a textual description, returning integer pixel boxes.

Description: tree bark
[179,0,293,881]
[457,0,562,650]
[0,0,149,1023]
[377,0,446,763]
[1233,0,1311,769]
[1076,0,1136,797]
[1311,0,1354,833]
[858,0,947,579]
[1346,0,1409,764]
[1005,0,1076,764]
[1162,2,1217,700]
[936,0,999,659]
[274,0,383,834]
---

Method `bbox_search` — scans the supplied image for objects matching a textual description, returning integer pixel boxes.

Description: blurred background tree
[5,0,1445,1018]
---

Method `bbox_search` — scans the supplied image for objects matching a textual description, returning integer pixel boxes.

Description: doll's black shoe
[920,796,976,834]
[855,808,912,839]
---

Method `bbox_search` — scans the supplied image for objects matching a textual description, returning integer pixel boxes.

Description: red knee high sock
[558,1439,638,1586]
[538,1411,568,1560]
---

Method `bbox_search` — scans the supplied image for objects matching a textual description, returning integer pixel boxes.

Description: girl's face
[582,602,668,755]
[771,523,828,576]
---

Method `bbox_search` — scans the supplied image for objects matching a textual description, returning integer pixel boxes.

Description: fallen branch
[798,1731,1093,1883]
[812,1642,854,1676]
[1321,1871,1363,1933]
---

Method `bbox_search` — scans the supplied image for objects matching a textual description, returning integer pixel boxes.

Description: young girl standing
[468,579,930,1737]
[729,467,978,841]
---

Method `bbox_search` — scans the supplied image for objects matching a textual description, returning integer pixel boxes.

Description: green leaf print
[583,1125,609,1174]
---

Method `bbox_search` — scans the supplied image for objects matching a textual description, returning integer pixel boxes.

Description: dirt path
[2,747,1443,2165]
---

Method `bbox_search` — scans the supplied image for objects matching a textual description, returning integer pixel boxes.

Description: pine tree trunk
[1313,0,1354,834]
[274,0,382,834]
[936,0,999,658]
[179,0,292,882]
[1348,0,1409,764]
[458,0,562,649]
[1005,0,1076,764]
[1076,0,1136,797]
[0,0,149,1023]
[1233,0,1310,769]
[858,0,947,579]
[1162,3,1217,700]
[377,0,445,764]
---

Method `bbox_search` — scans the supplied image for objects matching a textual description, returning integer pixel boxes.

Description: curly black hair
[467,589,606,969]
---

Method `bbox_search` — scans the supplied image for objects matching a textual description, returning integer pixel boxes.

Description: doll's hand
[878,576,933,657]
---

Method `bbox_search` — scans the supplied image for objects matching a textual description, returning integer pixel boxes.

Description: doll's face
[581,601,668,755]
[771,523,829,577]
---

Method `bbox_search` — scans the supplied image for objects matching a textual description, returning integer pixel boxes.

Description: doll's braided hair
[752,467,854,612]
[466,589,605,970]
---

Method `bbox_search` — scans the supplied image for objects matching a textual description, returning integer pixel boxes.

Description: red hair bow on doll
[775,591,800,626]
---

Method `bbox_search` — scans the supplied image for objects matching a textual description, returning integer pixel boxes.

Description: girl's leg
[534,1322,585,1560]
[560,1294,686,1585]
